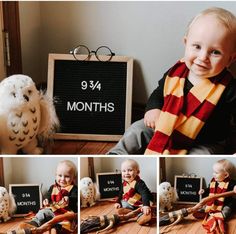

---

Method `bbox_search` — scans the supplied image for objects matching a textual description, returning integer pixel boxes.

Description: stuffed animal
[0,186,16,222]
[80,177,96,208]
[0,74,59,154]
[159,182,178,212]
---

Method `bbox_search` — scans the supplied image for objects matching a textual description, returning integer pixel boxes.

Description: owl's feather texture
[0,74,59,154]
[159,182,178,212]
[0,186,16,222]
[80,177,96,208]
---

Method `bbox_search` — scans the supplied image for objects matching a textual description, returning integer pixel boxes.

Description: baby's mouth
[195,63,209,70]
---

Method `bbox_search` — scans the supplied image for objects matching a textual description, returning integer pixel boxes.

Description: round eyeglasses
[70,45,115,62]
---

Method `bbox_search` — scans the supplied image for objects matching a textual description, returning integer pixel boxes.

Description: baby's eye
[193,44,201,50]
[211,50,221,56]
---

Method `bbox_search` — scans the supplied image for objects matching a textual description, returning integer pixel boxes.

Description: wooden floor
[0,217,55,234]
[159,205,236,234]
[80,200,157,234]
[44,140,116,155]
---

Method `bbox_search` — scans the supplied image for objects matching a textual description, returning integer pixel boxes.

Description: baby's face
[121,161,139,183]
[184,15,235,80]
[213,163,229,182]
[56,163,74,187]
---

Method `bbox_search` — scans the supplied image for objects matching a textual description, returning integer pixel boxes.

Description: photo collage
[1,1,236,234]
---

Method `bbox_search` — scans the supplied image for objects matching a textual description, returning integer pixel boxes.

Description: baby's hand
[114,203,121,209]
[43,199,49,207]
[141,206,151,215]
[144,109,161,129]
[199,189,205,195]
[63,196,69,204]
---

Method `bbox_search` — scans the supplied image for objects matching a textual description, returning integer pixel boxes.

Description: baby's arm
[43,199,49,206]
[199,189,205,195]
[114,203,121,209]
[144,109,161,129]
[233,185,236,193]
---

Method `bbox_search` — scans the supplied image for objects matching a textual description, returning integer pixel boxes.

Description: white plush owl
[0,186,16,222]
[0,74,59,154]
[159,182,178,212]
[80,177,96,208]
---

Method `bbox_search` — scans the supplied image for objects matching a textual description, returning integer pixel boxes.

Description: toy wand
[80,207,143,233]
[159,190,236,227]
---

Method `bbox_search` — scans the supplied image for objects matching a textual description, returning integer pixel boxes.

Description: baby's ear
[225,171,230,178]
[228,52,236,67]
[183,36,187,45]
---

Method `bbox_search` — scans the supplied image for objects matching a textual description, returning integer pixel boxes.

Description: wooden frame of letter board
[47,54,133,141]
[9,184,42,217]
[96,172,122,200]
[174,175,203,204]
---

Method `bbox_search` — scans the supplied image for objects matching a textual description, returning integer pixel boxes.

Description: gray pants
[107,119,226,155]
[32,208,55,226]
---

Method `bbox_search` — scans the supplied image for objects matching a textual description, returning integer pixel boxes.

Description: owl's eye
[28,90,32,95]
[11,92,16,98]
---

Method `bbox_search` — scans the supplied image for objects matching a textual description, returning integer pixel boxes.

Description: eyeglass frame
[70,45,115,62]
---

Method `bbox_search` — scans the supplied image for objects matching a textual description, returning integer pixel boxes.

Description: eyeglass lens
[96,46,113,61]
[73,45,90,61]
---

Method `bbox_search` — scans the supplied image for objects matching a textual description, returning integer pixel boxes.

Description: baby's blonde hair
[186,7,236,51]
[121,159,140,171]
[57,160,77,179]
[216,159,235,176]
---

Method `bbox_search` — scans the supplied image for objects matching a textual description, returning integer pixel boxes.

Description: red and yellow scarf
[50,183,74,215]
[202,177,230,234]
[145,60,232,155]
[50,184,76,233]
[122,176,142,207]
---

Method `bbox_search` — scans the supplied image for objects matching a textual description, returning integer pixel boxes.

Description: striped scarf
[49,183,76,233]
[145,60,232,155]
[50,183,74,215]
[202,177,230,234]
[122,176,142,207]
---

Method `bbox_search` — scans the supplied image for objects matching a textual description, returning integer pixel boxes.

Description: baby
[20,160,78,232]
[108,7,236,155]
[114,159,153,225]
[195,159,236,233]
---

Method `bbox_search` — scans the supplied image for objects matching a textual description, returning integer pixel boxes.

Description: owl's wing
[171,187,179,202]
[94,183,100,200]
[38,90,60,138]
[8,193,17,216]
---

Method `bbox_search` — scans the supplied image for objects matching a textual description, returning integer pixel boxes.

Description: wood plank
[44,140,116,154]
[0,217,57,233]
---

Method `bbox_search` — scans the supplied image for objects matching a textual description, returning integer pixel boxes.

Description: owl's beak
[23,94,29,102]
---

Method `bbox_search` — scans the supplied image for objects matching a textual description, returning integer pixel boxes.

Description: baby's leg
[189,141,226,155]
[222,206,232,219]
[33,208,55,226]
[107,119,154,155]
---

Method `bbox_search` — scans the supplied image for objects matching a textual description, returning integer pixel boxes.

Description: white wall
[19,2,41,84]
[3,156,78,196]
[165,157,236,188]
[19,1,236,104]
